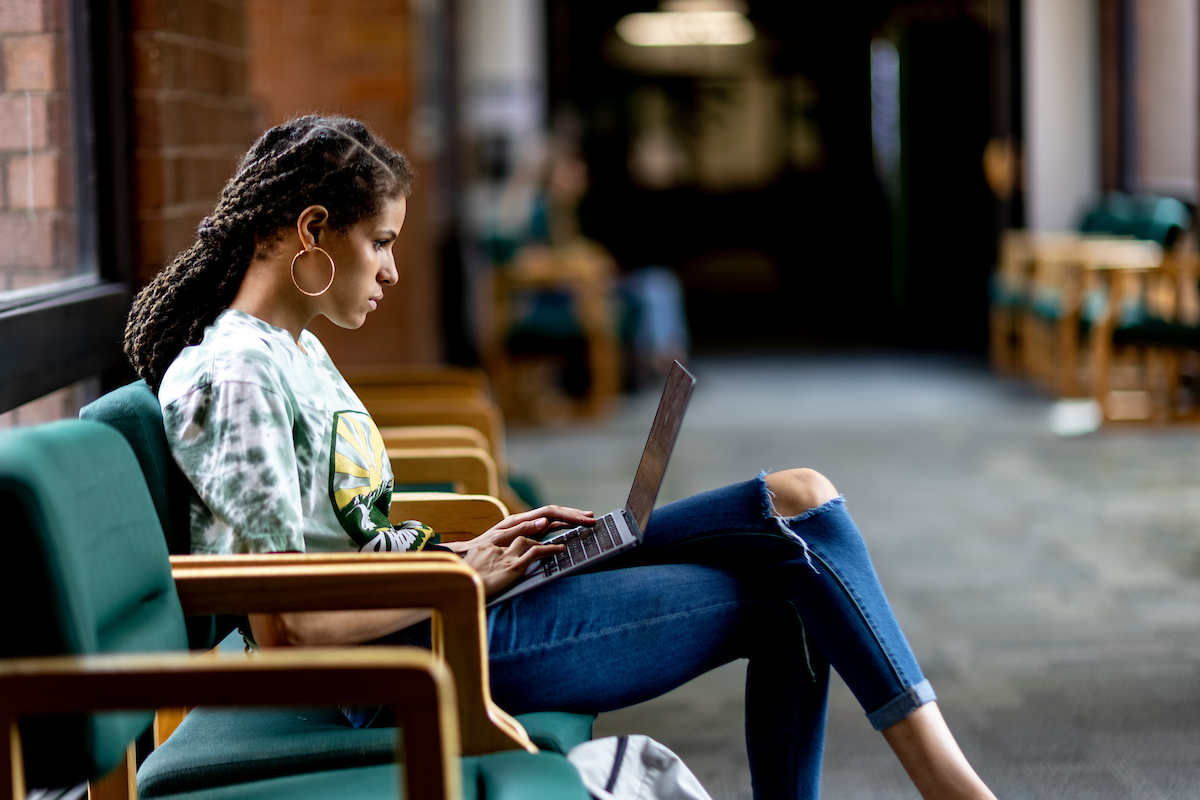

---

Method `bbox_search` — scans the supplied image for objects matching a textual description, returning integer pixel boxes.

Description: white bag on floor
[567,735,713,800]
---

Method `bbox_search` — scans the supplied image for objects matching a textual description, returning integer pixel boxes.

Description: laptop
[487,361,696,607]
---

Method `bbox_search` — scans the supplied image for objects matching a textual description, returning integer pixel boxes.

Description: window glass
[0,0,88,299]
[0,377,98,429]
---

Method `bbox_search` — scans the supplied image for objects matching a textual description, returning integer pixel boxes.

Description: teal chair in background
[1080,192,1191,248]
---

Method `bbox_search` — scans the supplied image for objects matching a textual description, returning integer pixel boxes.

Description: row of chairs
[485,242,622,424]
[1,367,597,798]
[990,229,1200,423]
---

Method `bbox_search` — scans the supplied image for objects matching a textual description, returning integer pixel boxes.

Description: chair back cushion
[82,380,234,649]
[0,419,189,786]
[80,379,195,554]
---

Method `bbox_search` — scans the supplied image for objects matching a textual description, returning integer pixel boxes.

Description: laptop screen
[624,361,696,534]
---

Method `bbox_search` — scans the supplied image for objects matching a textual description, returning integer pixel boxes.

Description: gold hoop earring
[290,246,336,297]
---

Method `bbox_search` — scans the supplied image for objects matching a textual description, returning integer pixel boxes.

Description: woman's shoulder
[159,309,301,404]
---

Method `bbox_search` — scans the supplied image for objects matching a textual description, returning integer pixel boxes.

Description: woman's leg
[360,471,994,799]
[764,469,996,800]
[618,469,993,800]
[487,562,831,800]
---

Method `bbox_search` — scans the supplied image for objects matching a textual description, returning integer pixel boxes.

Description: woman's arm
[250,505,591,648]
[249,608,432,647]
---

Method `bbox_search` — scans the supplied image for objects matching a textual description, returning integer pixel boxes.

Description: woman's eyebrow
[375,229,398,239]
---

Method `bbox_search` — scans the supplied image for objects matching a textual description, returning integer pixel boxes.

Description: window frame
[0,0,132,414]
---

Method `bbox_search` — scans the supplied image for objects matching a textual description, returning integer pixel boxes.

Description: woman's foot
[881,702,997,800]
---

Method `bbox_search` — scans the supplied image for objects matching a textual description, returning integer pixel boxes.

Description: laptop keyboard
[540,515,622,577]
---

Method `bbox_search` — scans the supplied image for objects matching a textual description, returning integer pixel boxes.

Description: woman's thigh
[485,561,800,715]
[618,475,809,573]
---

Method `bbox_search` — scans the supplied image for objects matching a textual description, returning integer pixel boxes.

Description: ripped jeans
[351,474,933,800]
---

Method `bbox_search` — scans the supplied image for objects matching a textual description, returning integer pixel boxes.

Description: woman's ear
[295,205,331,248]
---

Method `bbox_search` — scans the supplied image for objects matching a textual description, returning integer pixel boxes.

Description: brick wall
[1,0,256,427]
[129,0,256,285]
[0,0,76,293]
[247,0,441,366]
[2,0,441,427]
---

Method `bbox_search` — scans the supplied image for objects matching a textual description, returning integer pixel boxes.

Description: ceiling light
[616,10,755,47]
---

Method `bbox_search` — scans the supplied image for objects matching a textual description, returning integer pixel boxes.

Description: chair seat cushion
[148,752,590,800]
[508,711,595,756]
[138,706,595,798]
[1114,318,1200,348]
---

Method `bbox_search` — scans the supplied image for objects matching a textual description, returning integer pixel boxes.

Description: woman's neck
[228,255,314,349]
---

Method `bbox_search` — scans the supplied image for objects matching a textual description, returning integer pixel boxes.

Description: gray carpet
[507,353,1200,799]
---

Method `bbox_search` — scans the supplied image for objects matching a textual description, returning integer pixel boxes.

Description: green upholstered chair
[1090,249,1200,421]
[79,380,195,557]
[80,381,594,740]
[136,709,593,800]
[78,383,596,793]
[81,380,231,651]
[1080,191,1191,248]
[0,420,465,799]
[0,418,187,790]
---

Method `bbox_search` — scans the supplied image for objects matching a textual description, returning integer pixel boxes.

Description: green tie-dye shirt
[159,309,434,555]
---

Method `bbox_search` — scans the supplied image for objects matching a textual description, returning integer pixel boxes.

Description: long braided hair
[125,116,416,391]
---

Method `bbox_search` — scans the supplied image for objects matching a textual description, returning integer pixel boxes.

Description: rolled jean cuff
[866,679,936,731]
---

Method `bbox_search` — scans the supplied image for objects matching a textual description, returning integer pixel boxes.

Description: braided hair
[125,116,416,391]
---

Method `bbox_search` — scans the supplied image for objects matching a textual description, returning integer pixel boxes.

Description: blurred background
[2,1,1200,797]
[2,0,1194,426]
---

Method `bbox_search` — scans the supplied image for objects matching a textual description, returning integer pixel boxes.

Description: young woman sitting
[125,115,996,800]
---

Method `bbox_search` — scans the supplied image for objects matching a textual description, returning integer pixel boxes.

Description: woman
[126,116,996,800]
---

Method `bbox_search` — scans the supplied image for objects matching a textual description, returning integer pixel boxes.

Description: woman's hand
[446,505,595,597]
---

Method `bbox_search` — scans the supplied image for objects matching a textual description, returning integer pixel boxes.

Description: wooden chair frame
[381,426,491,453]
[168,554,536,757]
[3,650,458,800]
[361,398,528,511]
[1087,247,1199,422]
[342,365,491,397]
[388,447,500,497]
[1,556,489,800]
[389,492,507,542]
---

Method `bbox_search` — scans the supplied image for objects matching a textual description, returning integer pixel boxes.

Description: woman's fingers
[497,505,595,530]
[505,538,565,573]
[489,516,550,546]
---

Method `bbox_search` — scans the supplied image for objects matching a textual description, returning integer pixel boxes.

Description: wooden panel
[388,447,499,497]
[390,493,508,541]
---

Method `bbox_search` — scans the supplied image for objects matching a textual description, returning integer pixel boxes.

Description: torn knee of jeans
[756,469,816,569]
[755,470,846,572]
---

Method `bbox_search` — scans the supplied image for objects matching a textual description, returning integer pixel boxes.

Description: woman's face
[315,196,407,329]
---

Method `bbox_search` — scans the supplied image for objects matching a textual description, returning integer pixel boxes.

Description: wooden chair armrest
[168,555,533,755]
[360,398,506,465]
[0,647,459,800]
[390,493,508,542]
[355,384,487,403]
[341,364,490,395]
[380,425,491,452]
[388,447,499,497]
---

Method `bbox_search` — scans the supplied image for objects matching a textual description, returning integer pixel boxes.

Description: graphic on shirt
[329,410,435,552]
[329,410,397,543]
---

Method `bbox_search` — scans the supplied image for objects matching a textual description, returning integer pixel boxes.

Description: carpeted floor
[507,353,1200,800]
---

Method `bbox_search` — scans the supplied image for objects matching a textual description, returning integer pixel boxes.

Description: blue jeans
[347,474,934,800]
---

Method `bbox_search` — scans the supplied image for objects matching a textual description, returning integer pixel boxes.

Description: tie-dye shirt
[159,309,434,555]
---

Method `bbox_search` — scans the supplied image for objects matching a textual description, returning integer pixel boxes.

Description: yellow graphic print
[330,411,394,544]
[329,410,435,551]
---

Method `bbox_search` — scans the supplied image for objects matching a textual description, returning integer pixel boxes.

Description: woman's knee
[765,468,838,518]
